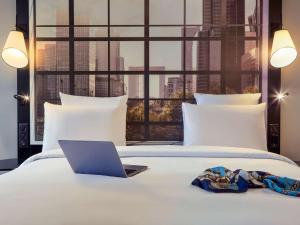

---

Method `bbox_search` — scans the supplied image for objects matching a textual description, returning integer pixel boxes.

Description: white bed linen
[0,145,299,225]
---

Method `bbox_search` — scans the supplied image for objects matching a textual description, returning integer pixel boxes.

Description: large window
[32,0,262,142]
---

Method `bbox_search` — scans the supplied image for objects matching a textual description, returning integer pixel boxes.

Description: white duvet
[0,145,299,225]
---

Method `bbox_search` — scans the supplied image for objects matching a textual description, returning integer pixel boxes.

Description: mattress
[0,145,299,225]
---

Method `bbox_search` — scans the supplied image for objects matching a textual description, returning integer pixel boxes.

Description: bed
[0,145,299,225]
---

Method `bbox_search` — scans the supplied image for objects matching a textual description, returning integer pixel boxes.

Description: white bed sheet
[0,145,299,225]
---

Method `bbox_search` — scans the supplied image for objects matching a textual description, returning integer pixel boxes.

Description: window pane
[150,41,182,70]
[35,74,69,103]
[241,73,259,93]
[185,40,197,71]
[149,100,182,122]
[75,42,108,71]
[111,75,142,98]
[224,72,241,94]
[127,123,145,140]
[127,100,144,122]
[150,75,184,98]
[74,0,107,25]
[124,75,144,98]
[75,27,108,37]
[110,75,125,97]
[36,0,68,25]
[36,27,69,38]
[35,74,70,141]
[223,37,259,71]
[186,0,203,24]
[150,0,184,25]
[245,0,259,24]
[36,41,69,71]
[74,75,106,97]
[209,74,222,94]
[187,40,221,71]
[186,74,221,95]
[110,27,144,37]
[110,0,144,25]
[110,42,144,71]
[225,73,259,94]
[185,75,197,98]
[149,124,183,141]
[241,40,259,71]
[92,75,109,97]
[209,41,221,70]
[150,27,183,37]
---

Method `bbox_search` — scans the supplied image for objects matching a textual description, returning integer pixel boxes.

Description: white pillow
[42,103,127,151]
[60,92,128,107]
[182,102,267,150]
[194,93,261,105]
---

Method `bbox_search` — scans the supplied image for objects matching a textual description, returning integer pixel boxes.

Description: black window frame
[32,0,263,142]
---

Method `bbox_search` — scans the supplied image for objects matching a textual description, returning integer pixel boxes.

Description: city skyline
[34,0,261,140]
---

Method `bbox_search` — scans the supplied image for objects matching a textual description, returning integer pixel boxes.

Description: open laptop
[58,140,147,178]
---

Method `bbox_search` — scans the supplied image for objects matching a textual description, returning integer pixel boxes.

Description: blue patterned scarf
[192,166,300,197]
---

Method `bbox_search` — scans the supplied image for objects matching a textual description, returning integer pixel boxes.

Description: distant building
[241,8,259,93]
[94,37,108,96]
[110,56,125,97]
[128,75,140,98]
[128,66,165,98]
[167,77,183,98]
[74,20,90,96]
[94,31,125,97]
[197,0,246,93]
[182,27,199,96]
[56,10,70,96]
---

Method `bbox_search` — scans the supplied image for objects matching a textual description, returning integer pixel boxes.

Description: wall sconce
[270,29,297,68]
[2,30,28,68]
[276,92,289,102]
[2,30,29,104]
[13,94,30,104]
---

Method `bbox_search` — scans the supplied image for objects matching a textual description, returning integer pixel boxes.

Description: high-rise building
[128,66,165,98]
[196,29,210,93]
[110,56,125,96]
[73,17,90,96]
[94,30,125,97]
[183,27,199,71]
[167,77,183,98]
[56,10,70,97]
[128,75,140,98]
[241,8,259,92]
[94,35,108,96]
[127,66,143,98]
[182,27,199,96]
[197,0,246,93]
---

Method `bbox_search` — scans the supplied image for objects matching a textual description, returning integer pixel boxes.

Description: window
[32,0,262,142]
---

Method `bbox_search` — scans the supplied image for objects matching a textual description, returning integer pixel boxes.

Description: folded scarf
[192,166,300,197]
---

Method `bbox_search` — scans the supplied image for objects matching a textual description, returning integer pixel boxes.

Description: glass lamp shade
[2,31,28,68]
[270,30,297,68]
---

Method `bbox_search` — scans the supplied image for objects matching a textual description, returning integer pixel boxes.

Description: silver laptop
[58,140,147,178]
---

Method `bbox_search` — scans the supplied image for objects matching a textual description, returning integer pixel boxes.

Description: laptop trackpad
[123,164,148,177]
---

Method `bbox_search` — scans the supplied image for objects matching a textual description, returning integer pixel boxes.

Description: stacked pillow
[193,93,261,105]
[183,93,267,151]
[42,93,128,151]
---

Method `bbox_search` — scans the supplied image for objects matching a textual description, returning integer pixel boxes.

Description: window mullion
[144,0,150,140]
[108,0,111,97]
[69,0,75,95]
